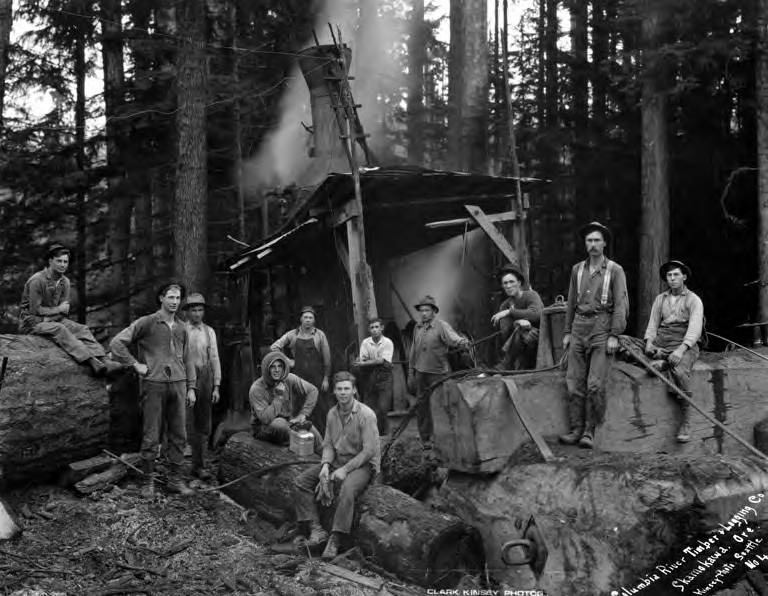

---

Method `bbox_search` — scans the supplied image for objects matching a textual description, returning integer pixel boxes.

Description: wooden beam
[331,198,360,227]
[333,230,350,277]
[464,204,518,264]
[425,209,518,229]
[372,193,516,209]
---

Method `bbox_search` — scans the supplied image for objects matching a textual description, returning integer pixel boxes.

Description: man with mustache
[559,222,629,449]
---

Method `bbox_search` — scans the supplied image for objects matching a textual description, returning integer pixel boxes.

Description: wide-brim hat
[414,295,439,313]
[578,221,611,242]
[183,292,206,309]
[300,305,316,317]
[46,243,70,260]
[659,260,691,280]
[156,280,187,303]
[498,264,526,285]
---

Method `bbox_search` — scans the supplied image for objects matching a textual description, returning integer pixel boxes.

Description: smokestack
[297,44,353,183]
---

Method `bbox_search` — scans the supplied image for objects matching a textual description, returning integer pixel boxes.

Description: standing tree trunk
[592,0,609,126]
[173,0,208,292]
[0,0,12,130]
[637,0,669,329]
[536,0,546,129]
[74,25,88,324]
[407,0,426,165]
[544,0,559,132]
[101,0,130,330]
[569,0,588,221]
[758,0,768,324]
[448,0,489,173]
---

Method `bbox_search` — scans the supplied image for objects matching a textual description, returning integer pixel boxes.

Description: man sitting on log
[249,352,322,449]
[18,243,121,377]
[293,371,380,559]
[110,281,197,497]
[490,264,544,370]
[643,260,704,443]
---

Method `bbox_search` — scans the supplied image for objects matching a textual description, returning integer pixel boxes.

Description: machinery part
[501,516,548,579]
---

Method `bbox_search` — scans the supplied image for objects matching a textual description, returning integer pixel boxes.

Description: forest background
[0,0,764,349]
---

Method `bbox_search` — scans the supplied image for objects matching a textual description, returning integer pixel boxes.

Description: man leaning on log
[643,260,704,443]
[560,222,629,449]
[109,281,197,497]
[18,243,121,377]
[293,371,380,559]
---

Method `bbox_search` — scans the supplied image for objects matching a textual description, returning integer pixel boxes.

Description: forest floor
[0,455,420,596]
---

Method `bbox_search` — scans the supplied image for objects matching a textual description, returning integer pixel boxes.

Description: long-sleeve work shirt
[270,327,332,377]
[409,318,469,374]
[499,289,544,327]
[110,312,196,390]
[186,322,222,386]
[564,257,629,337]
[321,400,380,474]
[248,373,318,425]
[644,288,704,348]
[19,269,70,330]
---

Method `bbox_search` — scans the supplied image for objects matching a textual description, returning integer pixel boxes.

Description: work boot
[166,472,194,496]
[579,399,596,449]
[558,396,584,445]
[578,432,594,449]
[321,532,341,560]
[191,466,214,482]
[676,403,691,443]
[87,357,106,377]
[307,521,328,547]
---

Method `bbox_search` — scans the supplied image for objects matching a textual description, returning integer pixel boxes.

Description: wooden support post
[465,204,519,266]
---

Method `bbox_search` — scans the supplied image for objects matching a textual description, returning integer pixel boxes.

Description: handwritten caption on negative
[612,492,766,595]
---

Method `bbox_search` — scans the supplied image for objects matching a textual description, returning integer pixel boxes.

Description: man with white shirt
[643,260,704,443]
[182,293,221,480]
[355,318,394,435]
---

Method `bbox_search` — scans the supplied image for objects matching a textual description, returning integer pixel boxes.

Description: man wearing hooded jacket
[248,352,322,449]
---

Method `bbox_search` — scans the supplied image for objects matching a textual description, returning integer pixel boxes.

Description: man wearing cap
[560,222,629,449]
[182,293,221,480]
[110,282,196,496]
[407,295,470,443]
[490,265,544,370]
[270,306,332,433]
[18,243,120,377]
[643,260,704,443]
[249,351,323,450]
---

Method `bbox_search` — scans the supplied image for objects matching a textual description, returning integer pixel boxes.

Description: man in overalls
[560,222,629,449]
[182,293,221,480]
[643,260,704,443]
[270,306,332,434]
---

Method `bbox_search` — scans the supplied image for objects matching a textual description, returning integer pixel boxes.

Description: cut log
[0,334,109,486]
[0,496,21,540]
[219,432,485,587]
[380,434,436,495]
[74,453,141,494]
[60,454,115,487]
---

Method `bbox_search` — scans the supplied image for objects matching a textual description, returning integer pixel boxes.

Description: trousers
[29,319,105,363]
[361,367,392,434]
[413,371,443,442]
[294,463,372,534]
[186,364,213,469]
[142,380,187,469]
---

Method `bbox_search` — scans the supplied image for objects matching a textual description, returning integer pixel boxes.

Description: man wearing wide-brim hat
[559,222,629,449]
[643,260,704,443]
[407,294,470,443]
[181,292,222,480]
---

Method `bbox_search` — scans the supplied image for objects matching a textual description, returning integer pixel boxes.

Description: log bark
[380,434,436,495]
[74,454,140,494]
[219,433,484,587]
[758,0,768,324]
[0,335,109,486]
[0,0,11,130]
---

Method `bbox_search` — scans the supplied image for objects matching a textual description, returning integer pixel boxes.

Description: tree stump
[0,335,109,486]
[219,432,485,587]
[380,434,436,495]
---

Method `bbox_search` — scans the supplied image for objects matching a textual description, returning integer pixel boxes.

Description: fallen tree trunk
[0,334,109,486]
[219,432,484,587]
[74,453,140,494]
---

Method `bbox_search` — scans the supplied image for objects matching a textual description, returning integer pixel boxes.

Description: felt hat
[414,295,439,313]
[46,243,70,260]
[183,292,206,309]
[299,305,316,317]
[659,260,691,280]
[498,264,526,284]
[578,221,611,242]
[156,280,187,303]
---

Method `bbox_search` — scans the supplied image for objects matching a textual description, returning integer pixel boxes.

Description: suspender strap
[576,259,614,307]
[576,262,585,296]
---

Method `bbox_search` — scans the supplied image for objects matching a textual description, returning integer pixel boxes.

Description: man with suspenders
[559,222,629,449]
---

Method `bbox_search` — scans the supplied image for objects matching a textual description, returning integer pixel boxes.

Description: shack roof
[227,165,545,273]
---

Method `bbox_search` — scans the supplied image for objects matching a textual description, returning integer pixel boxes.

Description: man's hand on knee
[330,467,347,482]
[606,335,619,355]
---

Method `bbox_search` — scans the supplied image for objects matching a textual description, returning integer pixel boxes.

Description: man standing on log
[560,222,629,449]
[18,243,120,377]
[407,295,470,444]
[182,293,221,480]
[249,352,322,449]
[490,265,544,370]
[293,371,379,559]
[354,318,394,436]
[643,260,704,443]
[110,282,196,496]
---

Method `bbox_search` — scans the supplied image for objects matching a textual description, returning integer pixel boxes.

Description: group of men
[17,223,704,555]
